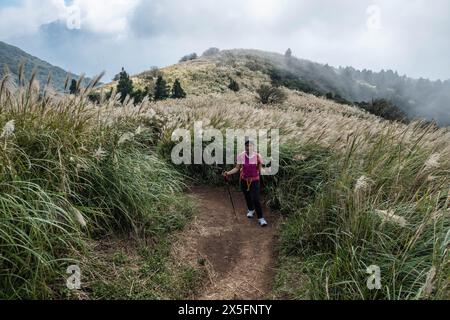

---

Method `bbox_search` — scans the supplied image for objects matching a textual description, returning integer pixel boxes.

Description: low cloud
[0,0,449,81]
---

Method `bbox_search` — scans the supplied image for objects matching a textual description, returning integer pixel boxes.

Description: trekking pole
[223,172,238,221]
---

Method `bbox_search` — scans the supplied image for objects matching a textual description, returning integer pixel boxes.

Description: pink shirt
[237,152,263,181]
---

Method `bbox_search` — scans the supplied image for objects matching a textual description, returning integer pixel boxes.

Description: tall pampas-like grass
[0,60,449,299]
[0,71,193,299]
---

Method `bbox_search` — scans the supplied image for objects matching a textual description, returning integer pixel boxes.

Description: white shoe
[258,218,268,227]
[247,210,255,219]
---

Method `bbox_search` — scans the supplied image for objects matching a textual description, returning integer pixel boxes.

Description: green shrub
[228,78,240,92]
[357,99,408,123]
[88,92,101,103]
[256,84,287,104]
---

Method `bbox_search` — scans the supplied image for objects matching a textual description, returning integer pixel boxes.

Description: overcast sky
[0,0,449,81]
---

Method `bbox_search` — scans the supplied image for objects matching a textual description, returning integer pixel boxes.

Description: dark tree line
[179,53,198,63]
[219,50,450,126]
[267,66,416,123]
[87,68,188,104]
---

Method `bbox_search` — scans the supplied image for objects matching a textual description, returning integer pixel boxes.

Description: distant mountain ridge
[0,41,88,91]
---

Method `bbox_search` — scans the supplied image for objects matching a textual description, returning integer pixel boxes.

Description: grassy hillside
[141,91,450,300]
[1,50,449,299]
[102,49,449,126]
[0,41,88,91]
[208,49,450,126]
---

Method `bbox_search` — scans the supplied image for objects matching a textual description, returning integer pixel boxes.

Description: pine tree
[285,48,292,58]
[154,75,169,100]
[131,86,152,104]
[171,79,186,99]
[117,67,133,103]
[69,79,78,95]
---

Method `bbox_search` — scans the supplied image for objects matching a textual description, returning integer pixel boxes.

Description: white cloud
[0,0,66,38]
[1,0,449,80]
[0,0,140,38]
[71,0,140,34]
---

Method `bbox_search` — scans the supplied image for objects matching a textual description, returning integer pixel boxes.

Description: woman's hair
[245,137,255,146]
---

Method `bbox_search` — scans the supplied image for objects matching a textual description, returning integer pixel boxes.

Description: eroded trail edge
[172,186,279,300]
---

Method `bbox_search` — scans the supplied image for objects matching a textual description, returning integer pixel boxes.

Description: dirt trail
[172,186,279,300]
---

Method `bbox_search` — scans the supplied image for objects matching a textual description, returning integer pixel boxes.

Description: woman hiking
[223,139,268,227]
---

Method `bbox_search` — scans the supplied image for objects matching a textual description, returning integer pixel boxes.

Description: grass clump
[77,234,204,300]
[0,181,85,299]
[256,84,287,105]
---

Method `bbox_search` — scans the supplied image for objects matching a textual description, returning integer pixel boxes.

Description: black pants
[240,179,264,219]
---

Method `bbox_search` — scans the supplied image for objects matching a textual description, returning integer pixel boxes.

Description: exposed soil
[172,185,279,300]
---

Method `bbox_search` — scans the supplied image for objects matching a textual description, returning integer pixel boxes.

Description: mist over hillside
[209,49,450,126]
